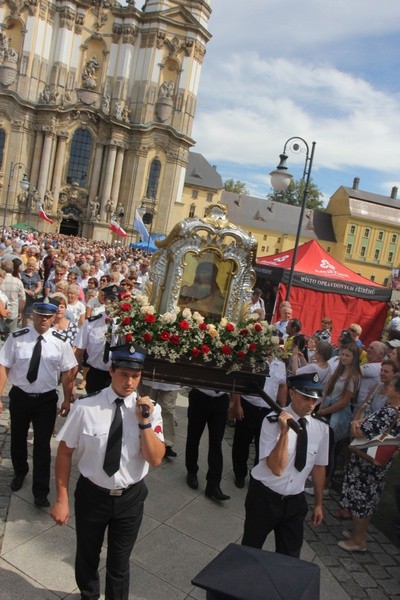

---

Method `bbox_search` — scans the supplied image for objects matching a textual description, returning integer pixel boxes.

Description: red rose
[160,331,170,341]
[201,344,211,354]
[221,344,232,355]
[121,316,131,326]
[239,328,249,336]
[170,334,180,345]
[199,322,207,331]
[125,333,133,342]
[237,350,247,360]
[120,302,132,312]
[248,342,257,352]
[179,320,190,330]
[145,314,156,323]
[254,323,262,332]
[225,323,235,332]
[119,292,130,299]
[192,347,201,357]
[143,332,153,342]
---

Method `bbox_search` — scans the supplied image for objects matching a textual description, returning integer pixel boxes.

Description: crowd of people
[0,226,400,598]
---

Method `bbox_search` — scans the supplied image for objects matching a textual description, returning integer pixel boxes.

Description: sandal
[333,508,351,520]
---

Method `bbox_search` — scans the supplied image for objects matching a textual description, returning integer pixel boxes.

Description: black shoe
[10,474,26,492]
[165,446,177,458]
[205,486,231,501]
[186,473,199,490]
[234,477,245,489]
[34,496,50,508]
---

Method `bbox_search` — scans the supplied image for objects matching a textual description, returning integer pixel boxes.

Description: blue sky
[192,0,400,205]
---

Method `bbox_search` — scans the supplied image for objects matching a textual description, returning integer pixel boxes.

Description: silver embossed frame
[148,205,258,324]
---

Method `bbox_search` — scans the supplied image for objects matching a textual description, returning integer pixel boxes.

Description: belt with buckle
[81,476,137,496]
[14,386,55,398]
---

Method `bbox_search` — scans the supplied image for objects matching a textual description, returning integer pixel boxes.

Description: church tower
[0,0,212,238]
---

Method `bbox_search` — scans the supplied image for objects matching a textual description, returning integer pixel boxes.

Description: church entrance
[59,218,79,236]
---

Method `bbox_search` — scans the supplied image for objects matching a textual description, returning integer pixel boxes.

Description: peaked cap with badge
[110,343,147,370]
[288,372,323,399]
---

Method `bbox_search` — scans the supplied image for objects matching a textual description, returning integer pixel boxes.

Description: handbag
[349,410,400,468]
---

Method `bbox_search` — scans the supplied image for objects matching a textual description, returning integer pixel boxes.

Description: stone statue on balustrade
[89,199,100,221]
[102,94,110,114]
[105,199,114,221]
[158,80,174,99]
[17,190,29,209]
[0,31,18,63]
[115,101,123,120]
[44,189,54,212]
[82,56,99,90]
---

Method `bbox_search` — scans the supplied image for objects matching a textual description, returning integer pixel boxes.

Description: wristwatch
[138,422,152,430]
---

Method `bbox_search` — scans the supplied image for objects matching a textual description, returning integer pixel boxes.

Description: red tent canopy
[256,240,391,345]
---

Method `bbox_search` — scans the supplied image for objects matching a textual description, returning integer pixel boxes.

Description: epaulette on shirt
[266,411,279,423]
[12,328,29,337]
[76,390,102,401]
[88,314,103,323]
[52,330,68,341]
[311,413,329,426]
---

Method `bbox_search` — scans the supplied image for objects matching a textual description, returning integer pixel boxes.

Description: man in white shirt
[51,344,165,600]
[241,373,329,557]
[0,302,77,506]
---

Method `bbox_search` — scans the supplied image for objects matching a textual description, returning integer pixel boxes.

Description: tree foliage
[223,179,248,195]
[267,178,324,210]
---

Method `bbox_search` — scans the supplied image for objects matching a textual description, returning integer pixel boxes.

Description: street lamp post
[269,137,316,301]
[1,162,30,234]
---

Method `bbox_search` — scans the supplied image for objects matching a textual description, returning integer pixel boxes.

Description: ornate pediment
[58,184,88,216]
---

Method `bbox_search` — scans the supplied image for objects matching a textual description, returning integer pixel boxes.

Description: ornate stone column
[37,127,55,201]
[51,131,69,211]
[29,129,44,189]
[110,146,125,207]
[100,143,117,220]
[88,143,104,203]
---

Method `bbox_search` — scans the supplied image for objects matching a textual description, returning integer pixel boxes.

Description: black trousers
[242,478,308,558]
[75,476,148,600]
[185,389,229,487]
[9,386,58,498]
[232,398,269,479]
[86,366,111,394]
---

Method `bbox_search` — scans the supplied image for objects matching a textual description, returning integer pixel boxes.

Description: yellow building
[327,178,400,285]
[0,0,212,239]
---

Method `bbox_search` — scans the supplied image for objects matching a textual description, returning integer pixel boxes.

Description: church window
[146,160,161,199]
[67,129,93,186]
[0,129,6,169]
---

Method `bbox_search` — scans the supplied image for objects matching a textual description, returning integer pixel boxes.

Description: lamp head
[269,153,293,191]
[19,174,30,192]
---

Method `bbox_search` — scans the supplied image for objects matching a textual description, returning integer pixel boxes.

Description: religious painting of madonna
[178,252,236,320]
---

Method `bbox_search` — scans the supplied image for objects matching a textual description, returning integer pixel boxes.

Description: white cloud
[193,2,400,196]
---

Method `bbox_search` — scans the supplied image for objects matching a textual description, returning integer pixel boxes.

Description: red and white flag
[38,208,53,224]
[110,219,127,238]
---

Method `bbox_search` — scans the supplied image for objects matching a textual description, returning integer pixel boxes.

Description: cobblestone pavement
[1,398,400,599]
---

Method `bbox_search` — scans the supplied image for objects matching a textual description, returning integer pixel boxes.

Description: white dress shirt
[0,326,77,393]
[251,405,329,496]
[57,386,164,489]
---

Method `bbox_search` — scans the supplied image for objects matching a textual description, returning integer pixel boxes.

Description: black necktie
[27,335,43,383]
[294,418,308,472]
[103,340,111,363]
[103,398,124,477]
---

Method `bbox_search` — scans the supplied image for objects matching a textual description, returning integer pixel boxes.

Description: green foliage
[223,179,248,195]
[267,178,324,210]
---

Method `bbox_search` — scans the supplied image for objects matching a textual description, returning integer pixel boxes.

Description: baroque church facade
[0,0,212,238]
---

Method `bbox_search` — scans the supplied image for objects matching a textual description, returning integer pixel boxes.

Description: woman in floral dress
[337,373,400,552]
